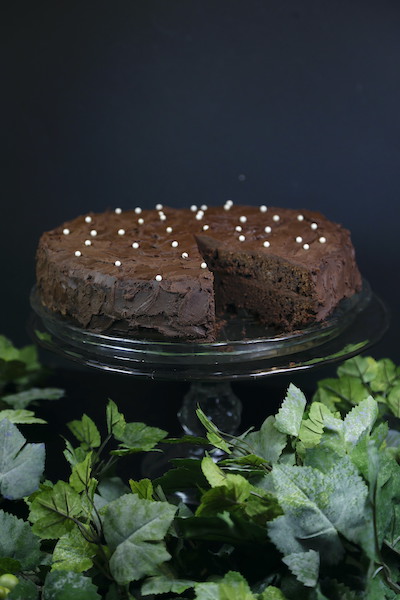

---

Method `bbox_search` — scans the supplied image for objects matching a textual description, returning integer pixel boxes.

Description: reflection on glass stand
[29,281,388,442]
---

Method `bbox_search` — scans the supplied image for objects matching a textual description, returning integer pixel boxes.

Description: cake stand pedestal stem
[177,381,242,436]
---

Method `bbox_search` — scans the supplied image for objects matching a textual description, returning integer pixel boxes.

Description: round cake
[35,203,362,342]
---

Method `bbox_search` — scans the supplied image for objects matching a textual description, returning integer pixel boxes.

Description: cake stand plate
[29,282,388,437]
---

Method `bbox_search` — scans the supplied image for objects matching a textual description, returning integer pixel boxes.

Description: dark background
[1,1,400,450]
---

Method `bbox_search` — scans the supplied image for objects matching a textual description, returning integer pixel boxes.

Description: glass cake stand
[29,281,388,437]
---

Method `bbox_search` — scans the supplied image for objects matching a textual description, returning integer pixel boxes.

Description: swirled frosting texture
[36,205,362,341]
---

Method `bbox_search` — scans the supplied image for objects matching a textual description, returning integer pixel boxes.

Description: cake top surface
[39,203,351,280]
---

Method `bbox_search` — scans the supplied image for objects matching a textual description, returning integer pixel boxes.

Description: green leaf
[102,493,177,584]
[201,455,227,487]
[242,416,287,463]
[259,588,287,600]
[196,475,252,517]
[0,419,45,499]
[282,550,319,587]
[0,557,21,575]
[141,575,196,595]
[196,407,232,454]
[343,396,378,445]
[298,402,337,448]
[67,415,101,450]
[275,384,306,437]
[313,376,368,411]
[105,399,125,438]
[387,384,400,417]
[112,422,167,455]
[268,457,369,564]
[43,570,101,600]
[29,481,83,539]
[7,578,39,600]
[153,458,208,494]
[0,409,46,425]
[2,388,64,409]
[0,336,20,362]
[0,510,43,571]
[369,358,398,393]
[129,478,153,500]
[69,452,94,494]
[52,526,97,573]
[337,355,378,382]
[195,571,256,600]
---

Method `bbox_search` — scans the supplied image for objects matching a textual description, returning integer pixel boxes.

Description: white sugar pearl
[84,239,92,246]
[171,240,179,248]
[63,228,70,235]
[235,225,242,232]
[263,241,270,248]
[239,234,246,242]
[190,204,198,212]
[166,226,173,233]
[200,262,207,269]
[138,218,144,225]
[297,214,304,221]
[115,260,122,267]
[195,212,203,220]
[115,208,122,214]
[134,207,142,214]
[85,216,92,223]
[239,215,247,223]
[74,250,81,257]
[260,205,268,212]
[303,243,310,250]
[155,203,163,210]
[264,226,272,233]
[296,236,303,243]
[132,242,140,249]
[201,204,208,211]
[226,199,233,206]
[272,215,280,222]
[155,274,162,281]
[181,252,189,258]
[311,222,318,230]
[90,229,97,237]
[202,224,209,231]
[319,236,327,244]
[118,229,125,236]
[159,214,167,221]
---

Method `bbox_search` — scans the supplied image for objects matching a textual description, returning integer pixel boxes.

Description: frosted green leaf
[243,416,287,463]
[0,419,45,499]
[0,409,46,425]
[29,481,83,539]
[2,388,64,409]
[67,415,101,450]
[43,570,101,600]
[102,493,177,584]
[343,396,378,445]
[141,575,196,595]
[282,549,319,587]
[268,457,369,564]
[52,526,97,573]
[0,510,42,570]
[275,384,306,437]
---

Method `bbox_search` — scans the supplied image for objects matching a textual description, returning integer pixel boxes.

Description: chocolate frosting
[36,205,362,341]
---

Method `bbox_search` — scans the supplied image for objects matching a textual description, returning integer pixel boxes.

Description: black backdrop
[2,1,400,427]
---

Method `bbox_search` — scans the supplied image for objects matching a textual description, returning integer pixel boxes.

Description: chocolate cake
[35,203,362,342]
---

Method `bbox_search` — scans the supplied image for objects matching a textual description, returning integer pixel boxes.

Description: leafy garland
[1,335,400,599]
